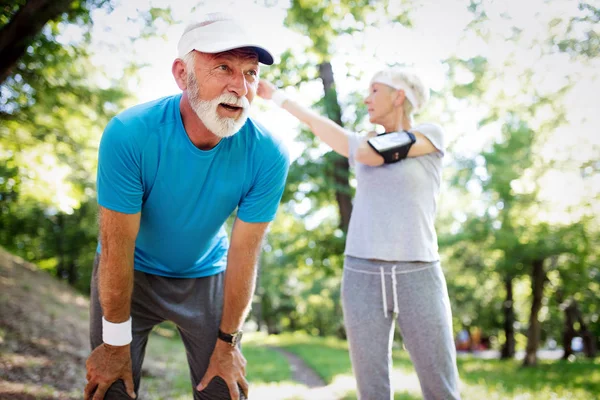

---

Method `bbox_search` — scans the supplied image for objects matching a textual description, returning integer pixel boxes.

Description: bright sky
[72,0,598,223]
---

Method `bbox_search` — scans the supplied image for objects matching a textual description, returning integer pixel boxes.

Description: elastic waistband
[344,255,439,275]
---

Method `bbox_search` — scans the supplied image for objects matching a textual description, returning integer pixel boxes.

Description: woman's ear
[394,89,406,107]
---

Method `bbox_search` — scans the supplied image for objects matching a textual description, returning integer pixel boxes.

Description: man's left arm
[221,218,268,334]
[197,218,269,400]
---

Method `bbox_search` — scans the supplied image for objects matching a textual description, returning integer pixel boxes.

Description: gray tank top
[345,123,445,262]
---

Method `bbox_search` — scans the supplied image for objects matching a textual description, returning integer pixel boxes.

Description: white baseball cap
[177,12,274,65]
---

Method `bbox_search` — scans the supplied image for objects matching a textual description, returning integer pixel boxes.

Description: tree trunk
[501,276,516,359]
[0,0,75,85]
[523,258,546,366]
[582,331,597,358]
[67,262,77,285]
[574,303,598,358]
[318,61,353,233]
[562,299,598,359]
[55,213,65,279]
[562,300,576,360]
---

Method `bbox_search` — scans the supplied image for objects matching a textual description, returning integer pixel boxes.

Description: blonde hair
[370,67,429,119]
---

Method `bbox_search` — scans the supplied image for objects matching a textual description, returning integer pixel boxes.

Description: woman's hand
[257,80,277,100]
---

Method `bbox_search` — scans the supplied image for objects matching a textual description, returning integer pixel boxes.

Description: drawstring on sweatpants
[380,267,388,318]
[380,266,400,318]
[391,266,399,315]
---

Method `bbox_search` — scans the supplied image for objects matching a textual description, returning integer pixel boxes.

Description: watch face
[232,331,243,346]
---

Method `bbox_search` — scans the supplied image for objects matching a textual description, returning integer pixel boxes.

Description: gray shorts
[89,254,224,399]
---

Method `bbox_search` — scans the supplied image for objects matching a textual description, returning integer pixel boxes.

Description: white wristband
[271,90,289,107]
[102,316,132,346]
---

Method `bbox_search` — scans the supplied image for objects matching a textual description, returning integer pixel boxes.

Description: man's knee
[93,379,139,400]
[196,376,247,400]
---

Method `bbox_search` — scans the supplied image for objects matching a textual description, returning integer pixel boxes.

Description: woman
[257,67,461,400]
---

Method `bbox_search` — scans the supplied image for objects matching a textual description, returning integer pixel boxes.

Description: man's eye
[218,65,229,71]
[247,70,258,77]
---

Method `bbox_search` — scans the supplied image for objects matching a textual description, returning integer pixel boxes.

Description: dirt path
[267,346,326,388]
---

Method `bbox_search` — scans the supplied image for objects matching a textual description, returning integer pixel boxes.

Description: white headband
[371,76,421,111]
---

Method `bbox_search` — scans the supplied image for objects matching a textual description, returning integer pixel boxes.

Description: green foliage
[1,0,598,365]
[285,0,377,59]
[439,0,600,357]
[0,1,174,291]
[551,2,600,58]
[256,210,345,336]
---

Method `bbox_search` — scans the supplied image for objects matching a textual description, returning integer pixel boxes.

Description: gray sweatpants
[341,256,461,400]
[89,255,224,399]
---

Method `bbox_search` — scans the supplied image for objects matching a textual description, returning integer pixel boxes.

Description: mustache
[187,71,250,110]
[217,92,250,109]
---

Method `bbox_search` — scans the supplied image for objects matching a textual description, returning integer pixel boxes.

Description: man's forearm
[98,250,134,323]
[97,208,140,325]
[219,247,259,332]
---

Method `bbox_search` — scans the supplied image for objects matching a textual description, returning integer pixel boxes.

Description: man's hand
[257,80,277,100]
[197,339,248,400]
[84,343,136,400]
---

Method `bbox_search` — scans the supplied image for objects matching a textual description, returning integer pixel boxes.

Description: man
[84,12,289,400]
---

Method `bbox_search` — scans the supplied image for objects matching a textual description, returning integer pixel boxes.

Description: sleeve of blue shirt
[237,140,290,223]
[97,117,144,214]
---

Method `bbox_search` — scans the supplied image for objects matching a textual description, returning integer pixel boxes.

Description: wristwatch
[218,328,243,347]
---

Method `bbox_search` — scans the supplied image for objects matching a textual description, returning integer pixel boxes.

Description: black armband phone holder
[367,130,416,164]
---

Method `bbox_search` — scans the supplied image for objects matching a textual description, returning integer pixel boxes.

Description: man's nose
[227,72,249,98]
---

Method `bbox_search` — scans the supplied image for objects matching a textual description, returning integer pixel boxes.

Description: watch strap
[218,329,242,346]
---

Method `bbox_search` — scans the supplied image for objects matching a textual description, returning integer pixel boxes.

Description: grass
[457,356,600,400]
[260,332,422,399]
[258,331,355,383]
[257,332,600,400]
[137,329,600,400]
[140,328,294,399]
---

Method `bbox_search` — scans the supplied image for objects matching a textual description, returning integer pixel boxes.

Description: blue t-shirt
[96,94,289,278]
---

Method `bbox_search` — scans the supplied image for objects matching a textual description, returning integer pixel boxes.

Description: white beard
[186,71,250,138]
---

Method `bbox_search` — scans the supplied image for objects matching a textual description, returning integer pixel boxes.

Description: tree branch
[0,0,74,85]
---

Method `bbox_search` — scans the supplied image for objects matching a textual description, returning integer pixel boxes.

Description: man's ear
[172,58,188,91]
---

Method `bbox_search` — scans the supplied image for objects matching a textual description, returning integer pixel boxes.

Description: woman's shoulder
[412,122,446,154]
[412,122,445,136]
